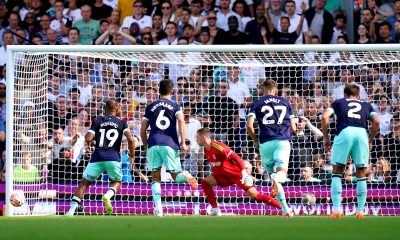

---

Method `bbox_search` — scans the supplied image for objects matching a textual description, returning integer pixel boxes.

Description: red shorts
[212,174,253,191]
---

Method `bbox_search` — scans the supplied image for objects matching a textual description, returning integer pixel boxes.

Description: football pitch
[0,216,398,240]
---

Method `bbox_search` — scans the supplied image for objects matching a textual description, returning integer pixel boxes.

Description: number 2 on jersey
[261,105,287,125]
[99,129,119,147]
[347,102,361,119]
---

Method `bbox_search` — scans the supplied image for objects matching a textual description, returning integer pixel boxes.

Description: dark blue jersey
[330,98,376,135]
[88,115,128,163]
[248,95,294,143]
[144,98,182,150]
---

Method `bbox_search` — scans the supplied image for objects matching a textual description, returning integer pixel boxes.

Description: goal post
[5,44,400,216]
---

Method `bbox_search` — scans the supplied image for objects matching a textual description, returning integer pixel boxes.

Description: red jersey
[204,141,245,178]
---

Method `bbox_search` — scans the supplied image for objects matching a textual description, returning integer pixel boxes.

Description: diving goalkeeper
[196,128,281,216]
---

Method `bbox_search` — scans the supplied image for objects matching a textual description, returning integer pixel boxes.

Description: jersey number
[347,102,361,119]
[99,129,119,147]
[261,105,287,125]
[156,109,170,130]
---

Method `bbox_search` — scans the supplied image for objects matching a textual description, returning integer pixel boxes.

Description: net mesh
[9,49,400,216]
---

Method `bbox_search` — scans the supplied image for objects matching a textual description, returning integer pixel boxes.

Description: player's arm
[290,117,297,135]
[369,113,380,145]
[124,130,137,165]
[321,108,334,152]
[140,119,149,150]
[246,115,259,149]
[176,112,188,152]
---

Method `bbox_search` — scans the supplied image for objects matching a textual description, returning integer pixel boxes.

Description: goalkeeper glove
[241,170,253,187]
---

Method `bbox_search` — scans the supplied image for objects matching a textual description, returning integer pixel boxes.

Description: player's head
[159,79,174,97]
[196,128,211,146]
[344,84,360,99]
[104,98,120,115]
[262,79,278,96]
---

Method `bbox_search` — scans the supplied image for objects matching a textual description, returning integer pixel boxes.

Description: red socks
[254,193,282,209]
[201,179,218,208]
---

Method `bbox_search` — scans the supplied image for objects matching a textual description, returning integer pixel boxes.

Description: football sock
[152,182,162,209]
[175,173,186,183]
[276,183,290,214]
[254,193,282,209]
[104,187,116,199]
[356,177,367,213]
[69,196,81,213]
[201,179,218,208]
[331,174,342,213]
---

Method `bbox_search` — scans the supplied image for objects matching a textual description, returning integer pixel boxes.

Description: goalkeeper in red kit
[196,128,281,216]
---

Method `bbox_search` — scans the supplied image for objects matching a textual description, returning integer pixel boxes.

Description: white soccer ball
[9,192,25,207]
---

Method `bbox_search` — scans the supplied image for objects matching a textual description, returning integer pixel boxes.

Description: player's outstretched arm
[176,113,188,152]
[246,115,259,149]
[369,114,380,145]
[140,119,149,150]
[321,109,332,152]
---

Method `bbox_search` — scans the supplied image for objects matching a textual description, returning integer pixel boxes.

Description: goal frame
[5,44,399,216]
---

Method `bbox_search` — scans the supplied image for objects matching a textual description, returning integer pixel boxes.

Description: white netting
[7,47,400,216]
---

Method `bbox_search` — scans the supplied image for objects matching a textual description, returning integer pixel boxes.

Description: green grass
[0,216,399,240]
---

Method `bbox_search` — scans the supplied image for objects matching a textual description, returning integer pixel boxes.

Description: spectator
[68,87,84,114]
[109,10,121,26]
[32,34,43,45]
[0,82,6,123]
[232,0,252,30]
[330,13,346,44]
[332,69,368,101]
[197,27,211,44]
[376,95,393,137]
[205,79,239,148]
[304,0,334,44]
[48,95,73,131]
[299,162,321,182]
[21,12,36,37]
[182,24,199,45]
[37,13,63,45]
[355,23,372,44]
[67,27,80,45]
[13,152,40,183]
[189,0,203,27]
[371,157,392,183]
[277,0,309,45]
[376,21,396,43]
[63,0,82,24]
[181,102,203,178]
[268,0,285,28]
[72,5,101,45]
[245,3,269,44]
[197,11,226,44]
[91,0,113,20]
[115,0,135,25]
[224,16,250,44]
[0,11,21,46]
[160,1,174,30]
[216,0,243,32]
[50,0,71,44]
[387,0,400,39]
[265,0,306,44]
[313,154,331,181]
[46,28,61,45]
[156,21,178,45]
[150,14,167,41]
[176,7,194,35]
[0,31,13,66]
[75,68,92,106]
[140,32,154,45]
[121,0,152,35]
[202,0,217,15]
[15,28,29,45]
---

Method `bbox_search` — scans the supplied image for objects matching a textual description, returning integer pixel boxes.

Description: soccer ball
[9,192,25,207]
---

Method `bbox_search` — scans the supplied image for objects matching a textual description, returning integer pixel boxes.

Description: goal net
[5,45,400,216]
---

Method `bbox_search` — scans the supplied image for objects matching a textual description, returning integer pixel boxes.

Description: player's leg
[66,162,104,216]
[102,161,123,214]
[244,186,282,209]
[330,128,353,218]
[200,174,220,216]
[352,129,370,219]
[268,140,292,217]
[147,146,164,216]
[163,146,198,189]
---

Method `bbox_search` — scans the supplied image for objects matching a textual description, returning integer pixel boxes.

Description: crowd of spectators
[0,0,399,186]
